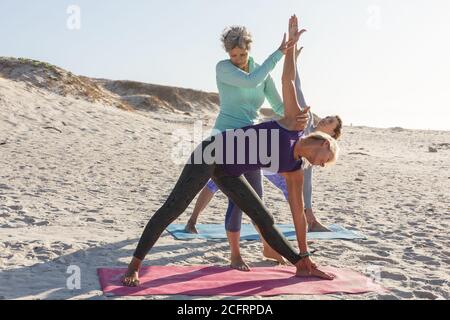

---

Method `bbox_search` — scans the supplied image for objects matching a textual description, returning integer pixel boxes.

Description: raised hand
[278,33,300,55]
[289,15,299,40]
[295,106,310,131]
[288,14,307,47]
[279,15,307,55]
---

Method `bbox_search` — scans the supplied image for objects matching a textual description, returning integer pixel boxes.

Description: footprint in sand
[377,294,399,300]
[35,221,49,226]
[8,205,23,211]
[32,246,55,256]
[412,232,428,238]
[372,249,392,258]
[0,210,11,218]
[426,279,448,286]
[391,289,414,299]
[51,242,73,251]
[414,254,439,264]
[14,216,36,224]
[363,240,380,246]
[0,184,12,190]
[380,271,408,282]
[360,255,396,264]
[413,290,439,300]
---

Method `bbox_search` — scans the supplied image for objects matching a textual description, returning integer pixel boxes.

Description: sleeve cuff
[271,49,284,63]
[275,105,285,116]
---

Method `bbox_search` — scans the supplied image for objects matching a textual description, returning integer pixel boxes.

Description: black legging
[133,139,302,265]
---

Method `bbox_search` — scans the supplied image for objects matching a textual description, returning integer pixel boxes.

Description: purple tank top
[214,120,304,177]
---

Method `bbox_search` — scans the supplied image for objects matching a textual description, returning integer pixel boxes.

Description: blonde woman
[184,24,309,270]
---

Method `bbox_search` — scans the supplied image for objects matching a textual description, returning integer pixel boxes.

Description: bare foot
[122,269,140,287]
[184,220,198,234]
[263,247,287,265]
[230,255,251,272]
[295,267,335,280]
[308,220,331,232]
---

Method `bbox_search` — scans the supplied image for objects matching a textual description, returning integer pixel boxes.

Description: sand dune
[0,58,449,300]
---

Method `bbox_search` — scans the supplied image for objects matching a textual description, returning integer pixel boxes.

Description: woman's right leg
[185,180,217,233]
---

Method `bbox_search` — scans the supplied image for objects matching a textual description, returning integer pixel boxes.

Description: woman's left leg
[123,139,218,286]
[133,161,215,261]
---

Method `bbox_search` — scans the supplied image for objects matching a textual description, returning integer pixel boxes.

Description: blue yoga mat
[166,223,366,240]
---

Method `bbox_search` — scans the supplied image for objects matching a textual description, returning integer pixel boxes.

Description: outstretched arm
[294,46,307,109]
[282,169,335,280]
[262,45,308,119]
[263,42,310,124]
[217,33,299,88]
[282,170,308,254]
[264,74,285,117]
[282,15,307,118]
[217,49,283,88]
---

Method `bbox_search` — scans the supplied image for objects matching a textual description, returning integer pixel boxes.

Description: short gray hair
[221,26,253,52]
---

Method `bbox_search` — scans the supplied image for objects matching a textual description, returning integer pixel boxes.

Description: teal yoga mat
[166,223,366,240]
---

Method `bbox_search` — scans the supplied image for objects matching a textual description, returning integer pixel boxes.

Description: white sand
[0,71,449,300]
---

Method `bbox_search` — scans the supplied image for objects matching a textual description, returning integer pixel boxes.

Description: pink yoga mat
[98,265,388,297]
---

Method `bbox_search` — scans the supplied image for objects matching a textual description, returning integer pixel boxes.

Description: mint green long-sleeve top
[212,49,285,134]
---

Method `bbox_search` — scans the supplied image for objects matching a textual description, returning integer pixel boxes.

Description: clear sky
[1,0,449,130]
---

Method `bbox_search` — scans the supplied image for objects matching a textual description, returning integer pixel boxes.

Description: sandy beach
[0,58,449,300]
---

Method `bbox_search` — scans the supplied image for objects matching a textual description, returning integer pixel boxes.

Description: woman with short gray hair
[221,25,253,53]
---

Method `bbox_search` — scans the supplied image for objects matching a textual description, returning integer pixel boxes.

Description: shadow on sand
[0,234,282,300]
